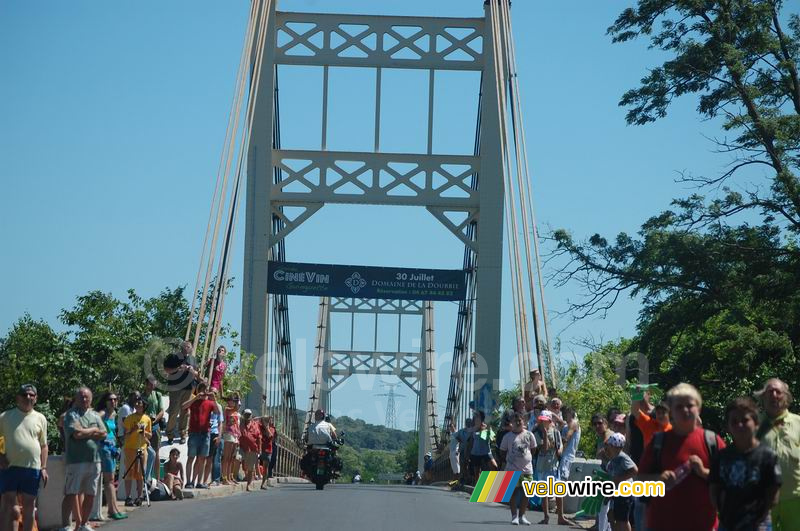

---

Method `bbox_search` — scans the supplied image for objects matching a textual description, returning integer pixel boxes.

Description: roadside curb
[83,477,308,529]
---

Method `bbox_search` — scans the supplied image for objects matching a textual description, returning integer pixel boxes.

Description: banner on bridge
[267,261,466,301]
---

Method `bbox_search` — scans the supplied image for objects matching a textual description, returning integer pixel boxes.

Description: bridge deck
[103,483,586,530]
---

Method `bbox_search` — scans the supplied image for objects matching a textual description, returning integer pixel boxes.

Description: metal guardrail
[274,431,303,478]
[429,451,461,484]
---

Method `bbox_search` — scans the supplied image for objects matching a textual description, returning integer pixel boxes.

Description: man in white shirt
[307,410,336,449]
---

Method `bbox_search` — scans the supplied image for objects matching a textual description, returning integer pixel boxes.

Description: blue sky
[0,0,744,429]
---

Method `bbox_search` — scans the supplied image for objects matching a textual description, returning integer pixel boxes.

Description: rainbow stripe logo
[468,471,522,503]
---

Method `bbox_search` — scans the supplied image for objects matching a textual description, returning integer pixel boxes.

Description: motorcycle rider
[302,410,338,477]
[308,409,337,448]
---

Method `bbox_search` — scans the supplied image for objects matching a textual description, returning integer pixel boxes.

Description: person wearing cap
[0,384,48,531]
[181,382,215,489]
[523,370,548,412]
[238,409,262,492]
[605,432,637,531]
[423,451,434,484]
[533,409,562,525]
[122,392,151,507]
[526,395,548,433]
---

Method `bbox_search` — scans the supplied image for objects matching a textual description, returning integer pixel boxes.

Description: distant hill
[330,415,415,452]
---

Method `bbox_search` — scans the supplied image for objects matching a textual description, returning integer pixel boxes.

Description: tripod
[122,448,151,507]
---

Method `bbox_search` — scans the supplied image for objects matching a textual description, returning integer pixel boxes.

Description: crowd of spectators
[0,341,282,530]
[447,370,799,530]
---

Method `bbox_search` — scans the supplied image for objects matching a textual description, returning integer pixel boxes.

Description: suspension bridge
[184,0,553,477]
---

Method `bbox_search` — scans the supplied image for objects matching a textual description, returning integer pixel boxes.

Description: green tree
[552,0,800,429]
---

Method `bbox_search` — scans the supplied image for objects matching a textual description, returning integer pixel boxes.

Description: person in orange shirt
[631,391,671,447]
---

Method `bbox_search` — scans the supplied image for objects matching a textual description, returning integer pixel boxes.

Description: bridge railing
[273,431,303,478]
[429,451,458,484]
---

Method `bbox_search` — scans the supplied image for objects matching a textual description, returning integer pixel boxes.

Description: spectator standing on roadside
[605,432,637,531]
[593,414,613,469]
[533,410,563,525]
[259,416,275,490]
[62,387,106,531]
[756,378,800,530]
[526,395,548,433]
[221,394,241,485]
[559,406,580,481]
[267,417,278,479]
[710,397,781,531]
[122,392,151,507]
[56,397,75,530]
[205,346,228,395]
[629,389,670,531]
[164,341,198,444]
[452,417,473,485]
[523,370,548,411]
[631,394,671,448]
[144,376,165,480]
[447,422,460,481]
[116,395,132,447]
[468,411,497,482]
[499,411,537,526]
[182,382,214,489]
[239,410,261,492]
[0,384,49,531]
[202,389,224,486]
[497,397,526,470]
[637,383,725,531]
[94,392,126,521]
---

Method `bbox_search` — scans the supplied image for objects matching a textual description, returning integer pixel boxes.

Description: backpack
[641,429,719,503]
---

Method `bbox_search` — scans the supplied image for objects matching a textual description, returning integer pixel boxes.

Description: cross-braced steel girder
[241,3,506,453]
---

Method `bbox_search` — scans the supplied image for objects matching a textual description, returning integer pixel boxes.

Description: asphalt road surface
[106,484,587,531]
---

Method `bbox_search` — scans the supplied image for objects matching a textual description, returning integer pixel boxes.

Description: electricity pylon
[376,381,404,429]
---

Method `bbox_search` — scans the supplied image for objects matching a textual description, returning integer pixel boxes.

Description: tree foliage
[551,0,800,426]
[330,415,415,452]
[0,286,249,452]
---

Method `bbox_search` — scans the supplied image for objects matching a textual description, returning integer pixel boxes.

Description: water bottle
[667,461,691,490]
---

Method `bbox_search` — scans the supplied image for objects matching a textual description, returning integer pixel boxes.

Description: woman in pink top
[205,346,228,394]
[221,393,241,485]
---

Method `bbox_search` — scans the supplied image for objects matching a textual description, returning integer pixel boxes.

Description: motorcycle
[304,433,344,490]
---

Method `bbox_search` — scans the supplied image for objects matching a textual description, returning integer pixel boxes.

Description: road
[105,483,587,530]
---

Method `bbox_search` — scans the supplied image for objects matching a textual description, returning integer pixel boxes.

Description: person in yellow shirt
[0,384,48,531]
[122,393,151,507]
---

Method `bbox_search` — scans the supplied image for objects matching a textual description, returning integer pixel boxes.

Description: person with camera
[122,392,151,507]
[163,341,198,445]
[94,392,126,521]
[182,382,216,489]
[143,376,165,481]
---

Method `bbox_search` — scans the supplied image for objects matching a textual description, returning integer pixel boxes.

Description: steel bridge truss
[305,297,439,465]
[241,3,507,464]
